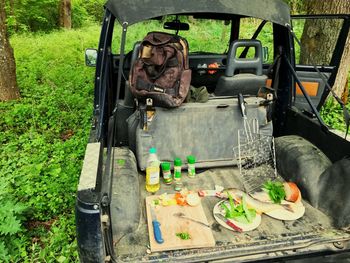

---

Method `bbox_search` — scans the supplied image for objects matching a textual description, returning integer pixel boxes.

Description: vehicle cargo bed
[110,148,350,262]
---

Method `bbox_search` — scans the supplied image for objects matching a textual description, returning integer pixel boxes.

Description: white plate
[251,191,305,221]
[213,200,261,232]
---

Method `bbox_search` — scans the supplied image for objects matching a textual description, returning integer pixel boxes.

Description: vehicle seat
[215,39,267,96]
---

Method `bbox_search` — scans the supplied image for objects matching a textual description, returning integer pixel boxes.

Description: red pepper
[175,193,187,206]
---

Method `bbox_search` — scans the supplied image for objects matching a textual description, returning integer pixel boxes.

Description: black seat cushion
[215,73,267,96]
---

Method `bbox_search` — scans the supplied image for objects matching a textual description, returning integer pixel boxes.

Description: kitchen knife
[215,213,243,232]
[150,206,164,244]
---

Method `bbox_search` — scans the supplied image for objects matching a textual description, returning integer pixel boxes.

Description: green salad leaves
[221,191,256,224]
[176,232,191,240]
[262,181,286,204]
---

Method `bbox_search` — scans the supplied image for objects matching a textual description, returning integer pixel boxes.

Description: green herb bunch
[176,232,191,240]
[262,181,286,204]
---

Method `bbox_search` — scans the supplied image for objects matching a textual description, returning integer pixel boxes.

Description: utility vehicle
[77,0,350,262]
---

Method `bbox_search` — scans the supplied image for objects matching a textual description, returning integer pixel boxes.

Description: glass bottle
[145,148,160,193]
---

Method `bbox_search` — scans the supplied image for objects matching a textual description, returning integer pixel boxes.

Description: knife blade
[215,213,243,232]
[150,205,164,244]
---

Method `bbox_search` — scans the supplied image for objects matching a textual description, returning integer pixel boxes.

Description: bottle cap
[187,155,196,164]
[161,162,171,170]
[174,158,182,166]
[149,148,156,154]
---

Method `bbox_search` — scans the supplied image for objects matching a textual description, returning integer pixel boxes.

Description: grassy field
[0,20,349,262]
[0,24,100,262]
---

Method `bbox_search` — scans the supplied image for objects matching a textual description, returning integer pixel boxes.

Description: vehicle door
[291,15,350,112]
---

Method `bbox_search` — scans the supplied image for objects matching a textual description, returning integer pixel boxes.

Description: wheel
[275,135,331,206]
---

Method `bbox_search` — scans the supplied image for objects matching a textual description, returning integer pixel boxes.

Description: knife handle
[152,220,164,244]
[238,93,247,118]
[226,220,243,232]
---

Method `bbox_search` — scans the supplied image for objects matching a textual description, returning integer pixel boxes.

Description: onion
[186,193,201,206]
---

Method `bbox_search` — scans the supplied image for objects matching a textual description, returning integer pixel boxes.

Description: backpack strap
[178,38,189,69]
[136,77,179,96]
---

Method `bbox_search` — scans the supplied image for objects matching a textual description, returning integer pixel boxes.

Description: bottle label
[146,167,159,185]
[174,166,181,179]
[163,170,172,183]
[188,168,195,177]
[188,164,196,178]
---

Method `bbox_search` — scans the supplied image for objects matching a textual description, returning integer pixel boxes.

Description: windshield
[112,16,231,54]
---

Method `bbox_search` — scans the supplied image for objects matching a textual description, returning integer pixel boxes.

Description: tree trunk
[334,31,350,104]
[0,0,20,101]
[59,0,72,29]
[299,0,350,101]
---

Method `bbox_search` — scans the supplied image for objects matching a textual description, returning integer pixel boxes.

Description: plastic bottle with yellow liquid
[145,148,160,193]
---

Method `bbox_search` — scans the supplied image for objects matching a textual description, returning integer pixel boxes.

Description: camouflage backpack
[129,32,191,108]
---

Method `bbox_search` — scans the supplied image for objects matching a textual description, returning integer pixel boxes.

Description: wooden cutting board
[146,195,215,252]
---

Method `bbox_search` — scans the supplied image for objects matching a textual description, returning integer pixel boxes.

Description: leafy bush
[78,0,105,23]
[321,98,350,132]
[0,24,100,261]
[7,0,60,34]
[6,0,105,34]
[320,74,350,132]
[71,1,91,28]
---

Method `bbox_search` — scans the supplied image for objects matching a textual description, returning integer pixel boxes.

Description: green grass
[0,24,100,262]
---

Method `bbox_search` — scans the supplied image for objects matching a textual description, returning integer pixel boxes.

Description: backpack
[129,32,191,108]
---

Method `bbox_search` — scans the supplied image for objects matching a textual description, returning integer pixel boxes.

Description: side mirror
[85,48,97,67]
[263,46,269,63]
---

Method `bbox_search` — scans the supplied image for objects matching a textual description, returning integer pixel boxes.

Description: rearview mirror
[85,48,97,67]
[164,21,190,31]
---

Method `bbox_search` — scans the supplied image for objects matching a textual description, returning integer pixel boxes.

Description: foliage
[6,0,59,34]
[77,0,105,24]
[221,192,256,224]
[321,97,350,132]
[0,24,99,261]
[5,0,105,34]
[262,181,286,204]
[71,0,106,28]
[71,1,91,29]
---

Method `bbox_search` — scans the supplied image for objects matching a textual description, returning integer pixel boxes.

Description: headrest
[225,39,263,77]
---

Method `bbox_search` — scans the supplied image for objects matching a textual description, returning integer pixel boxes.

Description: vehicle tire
[316,157,350,228]
[275,135,332,206]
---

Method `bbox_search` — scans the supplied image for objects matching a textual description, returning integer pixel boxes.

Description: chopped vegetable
[180,188,189,196]
[186,193,200,206]
[283,182,301,202]
[153,199,160,205]
[220,191,256,224]
[175,192,187,206]
[162,199,177,206]
[262,181,286,204]
[158,193,177,206]
[176,232,191,240]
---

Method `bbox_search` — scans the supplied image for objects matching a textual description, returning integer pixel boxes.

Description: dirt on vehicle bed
[110,148,350,262]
